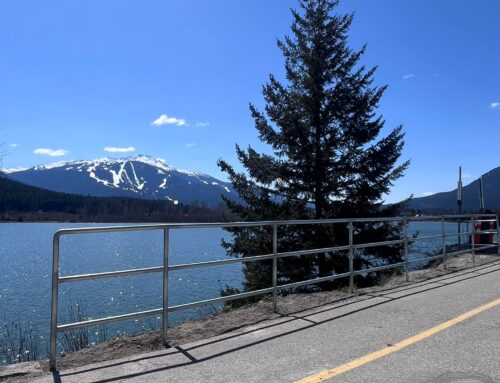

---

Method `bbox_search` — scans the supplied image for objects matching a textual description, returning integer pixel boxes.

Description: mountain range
[4,155,237,207]
[408,166,500,211]
[2,155,499,211]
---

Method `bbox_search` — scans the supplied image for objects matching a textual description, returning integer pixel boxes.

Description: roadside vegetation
[0,300,108,365]
[0,318,41,365]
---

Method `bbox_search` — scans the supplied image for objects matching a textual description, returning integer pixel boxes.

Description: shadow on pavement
[53,260,500,383]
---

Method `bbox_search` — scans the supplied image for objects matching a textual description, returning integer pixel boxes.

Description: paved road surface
[33,260,500,383]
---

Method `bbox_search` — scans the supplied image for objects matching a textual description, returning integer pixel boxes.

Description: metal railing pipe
[471,219,497,223]
[473,229,498,235]
[471,215,476,266]
[168,253,274,271]
[467,220,471,253]
[57,308,164,331]
[49,233,60,371]
[497,215,500,257]
[407,254,447,264]
[277,272,352,291]
[352,261,407,275]
[277,245,351,258]
[445,248,472,258]
[408,214,496,222]
[272,224,278,313]
[473,244,498,252]
[348,221,354,293]
[441,218,447,269]
[168,287,274,312]
[47,213,499,370]
[162,228,169,346]
[49,214,497,238]
[404,217,409,282]
[352,239,404,250]
[443,232,471,239]
[55,224,170,236]
[409,234,448,242]
[58,266,164,283]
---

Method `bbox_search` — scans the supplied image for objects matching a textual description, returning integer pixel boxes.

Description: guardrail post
[348,221,354,293]
[441,218,447,269]
[458,216,461,249]
[49,233,60,371]
[467,219,470,251]
[162,228,170,346]
[496,215,500,257]
[404,217,409,282]
[471,216,476,267]
[272,224,278,313]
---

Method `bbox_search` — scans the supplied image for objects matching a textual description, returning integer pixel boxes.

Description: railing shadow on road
[51,371,62,383]
[54,258,500,383]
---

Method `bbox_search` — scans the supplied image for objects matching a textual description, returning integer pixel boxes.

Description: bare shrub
[0,317,41,364]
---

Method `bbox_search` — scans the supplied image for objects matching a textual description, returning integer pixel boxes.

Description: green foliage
[218,0,410,292]
[218,284,263,310]
[219,285,249,310]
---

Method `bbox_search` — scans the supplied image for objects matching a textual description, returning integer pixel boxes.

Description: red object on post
[474,220,496,244]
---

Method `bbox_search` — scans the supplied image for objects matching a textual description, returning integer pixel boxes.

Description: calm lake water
[0,221,467,362]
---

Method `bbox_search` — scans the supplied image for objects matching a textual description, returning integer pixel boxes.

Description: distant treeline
[405,208,499,216]
[0,175,237,222]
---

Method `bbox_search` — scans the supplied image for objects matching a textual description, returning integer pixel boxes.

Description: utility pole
[479,176,485,214]
[457,166,462,247]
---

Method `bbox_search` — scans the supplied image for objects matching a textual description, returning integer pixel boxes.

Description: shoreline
[1,251,498,382]
[35,252,500,372]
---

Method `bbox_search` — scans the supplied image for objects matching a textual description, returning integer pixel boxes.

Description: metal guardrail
[49,214,500,370]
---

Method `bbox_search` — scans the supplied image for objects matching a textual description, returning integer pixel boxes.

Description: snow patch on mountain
[165,196,179,205]
[1,167,28,174]
[34,161,68,171]
[110,161,128,188]
[7,154,238,206]
[131,155,175,173]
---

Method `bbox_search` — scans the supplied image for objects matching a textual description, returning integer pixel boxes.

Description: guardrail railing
[49,214,500,370]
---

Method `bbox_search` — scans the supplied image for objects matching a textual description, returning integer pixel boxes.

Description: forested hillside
[408,166,500,212]
[0,175,234,222]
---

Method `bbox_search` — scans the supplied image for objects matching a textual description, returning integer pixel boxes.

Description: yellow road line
[295,298,500,383]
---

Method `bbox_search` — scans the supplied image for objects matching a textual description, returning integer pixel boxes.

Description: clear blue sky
[1,0,499,203]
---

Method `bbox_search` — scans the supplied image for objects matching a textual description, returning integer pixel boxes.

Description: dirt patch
[31,251,498,373]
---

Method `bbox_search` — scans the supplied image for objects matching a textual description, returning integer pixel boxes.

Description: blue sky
[1,0,499,204]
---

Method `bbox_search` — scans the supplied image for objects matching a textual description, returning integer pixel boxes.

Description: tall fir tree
[218,0,410,292]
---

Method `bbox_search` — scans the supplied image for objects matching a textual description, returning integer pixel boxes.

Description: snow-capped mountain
[1,167,28,174]
[6,155,237,206]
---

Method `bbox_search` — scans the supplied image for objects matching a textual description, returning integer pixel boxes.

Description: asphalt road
[33,260,500,383]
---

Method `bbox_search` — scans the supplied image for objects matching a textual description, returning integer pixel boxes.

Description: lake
[0,221,466,363]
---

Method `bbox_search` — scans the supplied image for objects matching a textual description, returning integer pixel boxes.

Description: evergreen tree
[218,0,410,292]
